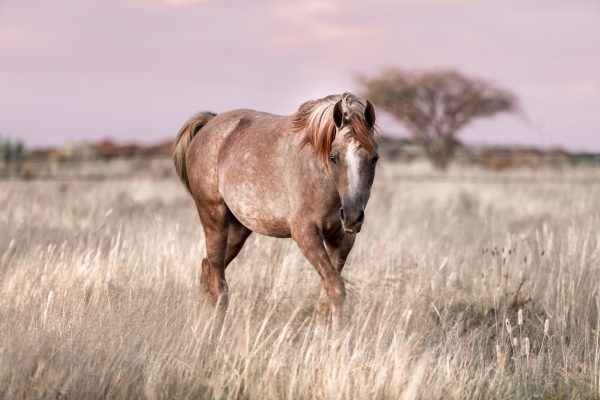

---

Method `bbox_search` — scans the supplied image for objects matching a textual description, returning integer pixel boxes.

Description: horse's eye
[330,154,337,164]
[371,156,380,166]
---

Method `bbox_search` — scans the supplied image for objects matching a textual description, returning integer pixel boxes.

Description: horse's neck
[294,148,338,198]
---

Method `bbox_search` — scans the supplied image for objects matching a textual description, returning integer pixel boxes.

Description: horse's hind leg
[198,203,252,305]
[224,219,252,267]
[200,217,251,289]
[197,201,230,309]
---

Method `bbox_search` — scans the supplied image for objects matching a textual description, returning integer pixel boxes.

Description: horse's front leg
[322,233,355,330]
[292,225,346,333]
[325,233,356,273]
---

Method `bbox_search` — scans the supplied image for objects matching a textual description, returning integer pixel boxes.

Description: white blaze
[346,140,361,195]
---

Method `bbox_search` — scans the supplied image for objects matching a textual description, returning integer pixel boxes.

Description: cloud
[520,81,600,97]
[158,0,216,6]
[269,0,376,45]
[274,24,376,46]
[270,0,338,18]
[0,24,27,45]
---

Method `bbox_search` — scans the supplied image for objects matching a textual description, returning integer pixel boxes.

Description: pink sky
[1,0,599,151]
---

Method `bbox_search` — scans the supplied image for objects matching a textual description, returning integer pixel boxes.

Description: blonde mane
[292,93,376,164]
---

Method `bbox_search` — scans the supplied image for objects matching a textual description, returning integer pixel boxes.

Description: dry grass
[1,161,600,399]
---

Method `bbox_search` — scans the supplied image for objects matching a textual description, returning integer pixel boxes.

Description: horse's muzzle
[340,208,364,234]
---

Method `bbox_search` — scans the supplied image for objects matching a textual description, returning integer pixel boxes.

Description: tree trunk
[421,134,456,171]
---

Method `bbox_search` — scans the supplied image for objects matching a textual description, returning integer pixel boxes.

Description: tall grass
[1,162,599,399]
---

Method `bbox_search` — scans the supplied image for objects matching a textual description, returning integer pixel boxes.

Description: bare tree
[360,69,518,170]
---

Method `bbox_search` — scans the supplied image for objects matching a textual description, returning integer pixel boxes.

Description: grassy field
[1,161,600,399]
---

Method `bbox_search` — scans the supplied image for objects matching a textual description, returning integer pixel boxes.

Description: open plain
[1,160,600,399]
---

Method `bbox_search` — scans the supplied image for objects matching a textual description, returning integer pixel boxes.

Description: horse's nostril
[357,210,365,223]
[339,208,345,221]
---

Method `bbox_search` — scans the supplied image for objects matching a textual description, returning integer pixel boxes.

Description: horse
[172,92,378,330]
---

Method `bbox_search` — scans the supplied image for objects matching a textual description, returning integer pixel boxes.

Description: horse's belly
[221,182,291,238]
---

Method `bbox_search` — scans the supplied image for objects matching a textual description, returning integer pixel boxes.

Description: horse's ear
[333,100,344,128]
[364,100,376,129]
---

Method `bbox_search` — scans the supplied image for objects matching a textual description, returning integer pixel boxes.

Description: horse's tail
[172,111,217,193]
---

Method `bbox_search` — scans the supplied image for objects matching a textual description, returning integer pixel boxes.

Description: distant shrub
[0,137,25,162]
[59,142,98,162]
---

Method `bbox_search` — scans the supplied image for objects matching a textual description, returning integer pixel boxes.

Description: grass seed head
[522,337,530,356]
[505,319,513,335]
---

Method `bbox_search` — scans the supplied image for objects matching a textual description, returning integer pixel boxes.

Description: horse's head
[329,97,378,234]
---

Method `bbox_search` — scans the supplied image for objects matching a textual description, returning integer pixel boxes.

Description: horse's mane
[292,93,376,164]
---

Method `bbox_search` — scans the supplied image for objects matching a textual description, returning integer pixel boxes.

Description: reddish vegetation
[25,139,174,162]
[95,139,172,159]
[20,136,596,170]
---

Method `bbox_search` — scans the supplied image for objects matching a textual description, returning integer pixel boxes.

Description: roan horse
[172,93,378,330]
